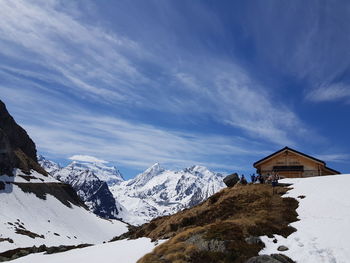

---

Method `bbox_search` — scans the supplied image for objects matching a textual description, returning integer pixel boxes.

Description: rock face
[0,100,46,176]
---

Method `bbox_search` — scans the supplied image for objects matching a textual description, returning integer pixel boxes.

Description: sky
[1,0,350,179]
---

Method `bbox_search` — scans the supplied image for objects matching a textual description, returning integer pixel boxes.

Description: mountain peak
[145,162,163,173]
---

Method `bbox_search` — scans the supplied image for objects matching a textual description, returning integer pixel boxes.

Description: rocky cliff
[0,100,46,176]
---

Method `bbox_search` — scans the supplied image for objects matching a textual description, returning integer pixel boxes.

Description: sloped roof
[323,166,341,175]
[253,146,326,167]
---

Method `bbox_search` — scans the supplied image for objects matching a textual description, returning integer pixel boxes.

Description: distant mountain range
[39,158,226,225]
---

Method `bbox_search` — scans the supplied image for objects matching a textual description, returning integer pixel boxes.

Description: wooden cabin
[253,146,340,178]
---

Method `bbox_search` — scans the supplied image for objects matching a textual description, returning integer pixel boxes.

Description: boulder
[245,236,264,245]
[277,245,289,251]
[223,173,239,187]
[245,255,281,263]
[271,254,295,263]
[245,253,295,263]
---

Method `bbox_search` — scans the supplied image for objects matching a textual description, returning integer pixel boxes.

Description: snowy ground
[0,170,128,252]
[10,238,165,263]
[260,174,350,263]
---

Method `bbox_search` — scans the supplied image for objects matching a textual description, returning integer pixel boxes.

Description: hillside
[114,183,298,263]
[0,170,127,253]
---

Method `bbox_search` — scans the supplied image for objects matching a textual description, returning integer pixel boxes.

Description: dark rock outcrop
[223,173,239,187]
[0,244,91,262]
[245,254,295,263]
[0,100,46,176]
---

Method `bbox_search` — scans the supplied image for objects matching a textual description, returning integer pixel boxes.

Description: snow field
[260,174,350,263]
[10,238,166,263]
[0,181,128,252]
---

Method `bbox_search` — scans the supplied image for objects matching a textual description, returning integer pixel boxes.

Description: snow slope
[260,174,350,263]
[110,163,226,225]
[0,170,128,253]
[10,238,165,263]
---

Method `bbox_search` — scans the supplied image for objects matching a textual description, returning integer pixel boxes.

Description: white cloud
[314,153,350,163]
[0,0,323,173]
[22,111,261,171]
[0,0,313,147]
[306,83,350,102]
[69,155,108,164]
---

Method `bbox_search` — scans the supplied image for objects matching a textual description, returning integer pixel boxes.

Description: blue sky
[1,0,350,179]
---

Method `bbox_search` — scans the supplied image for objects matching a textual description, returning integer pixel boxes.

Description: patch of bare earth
[114,184,298,263]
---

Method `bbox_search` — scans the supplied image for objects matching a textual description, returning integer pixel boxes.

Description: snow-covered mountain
[37,155,61,175]
[40,159,124,186]
[40,158,226,226]
[110,163,226,225]
[39,157,126,220]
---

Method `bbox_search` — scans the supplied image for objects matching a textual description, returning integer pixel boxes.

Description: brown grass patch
[124,184,298,263]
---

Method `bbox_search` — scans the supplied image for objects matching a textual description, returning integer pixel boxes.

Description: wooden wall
[256,150,322,178]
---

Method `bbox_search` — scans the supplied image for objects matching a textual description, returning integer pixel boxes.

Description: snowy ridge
[110,163,226,225]
[0,170,128,253]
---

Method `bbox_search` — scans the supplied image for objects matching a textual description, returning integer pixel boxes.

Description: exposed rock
[0,238,13,244]
[14,182,86,208]
[245,255,282,263]
[0,244,91,262]
[271,254,295,263]
[186,233,227,253]
[277,245,289,251]
[0,100,46,176]
[245,236,264,245]
[223,173,239,187]
[0,256,8,262]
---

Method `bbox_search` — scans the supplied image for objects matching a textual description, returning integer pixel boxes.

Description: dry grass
[125,184,298,263]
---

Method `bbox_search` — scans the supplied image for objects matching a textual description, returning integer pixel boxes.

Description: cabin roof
[323,166,341,174]
[253,146,326,167]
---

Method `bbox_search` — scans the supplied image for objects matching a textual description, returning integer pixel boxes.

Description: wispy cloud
[0,0,313,147]
[2,0,334,176]
[69,155,108,164]
[314,153,350,163]
[306,83,350,103]
[21,105,262,171]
